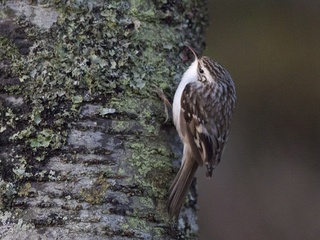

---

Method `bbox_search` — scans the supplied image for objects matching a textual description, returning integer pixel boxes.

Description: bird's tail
[167,157,199,218]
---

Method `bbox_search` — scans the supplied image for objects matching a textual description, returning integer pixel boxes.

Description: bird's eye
[199,68,204,74]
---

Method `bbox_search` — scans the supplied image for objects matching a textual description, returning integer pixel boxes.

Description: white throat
[172,59,198,136]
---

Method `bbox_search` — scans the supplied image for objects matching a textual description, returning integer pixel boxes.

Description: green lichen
[29,129,64,150]
[3,107,15,128]
[80,174,109,205]
[128,216,148,229]
[0,211,35,234]
[129,0,157,20]
[0,5,15,19]
[127,139,175,223]
[123,214,165,238]
[3,0,187,186]
[129,141,172,198]
[12,156,32,180]
[137,196,154,209]
[109,95,166,134]
[1,0,208,236]
[17,182,31,197]
[0,181,17,210]
[0,36,19,61]
[111,120,130,133]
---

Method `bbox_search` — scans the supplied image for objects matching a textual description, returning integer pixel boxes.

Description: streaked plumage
[168,47,236,218]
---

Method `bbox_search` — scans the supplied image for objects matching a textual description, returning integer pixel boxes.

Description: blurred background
[197,1,320,239]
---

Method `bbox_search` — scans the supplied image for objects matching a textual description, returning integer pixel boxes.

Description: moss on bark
[0,0,207,239]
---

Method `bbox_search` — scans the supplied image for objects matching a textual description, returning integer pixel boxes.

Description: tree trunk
[0,1,207,239]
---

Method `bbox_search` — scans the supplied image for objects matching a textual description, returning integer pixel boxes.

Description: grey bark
[0,1,207,239]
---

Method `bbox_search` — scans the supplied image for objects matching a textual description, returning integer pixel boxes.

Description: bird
[166,46,236,218]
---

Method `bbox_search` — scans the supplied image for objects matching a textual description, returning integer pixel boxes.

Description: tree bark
[0,1,207,239]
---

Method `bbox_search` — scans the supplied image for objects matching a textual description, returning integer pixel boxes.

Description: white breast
[172,59,198,138]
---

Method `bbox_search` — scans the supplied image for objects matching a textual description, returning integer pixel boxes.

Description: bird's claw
[152,84,172,123]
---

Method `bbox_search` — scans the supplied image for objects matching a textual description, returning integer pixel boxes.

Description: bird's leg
[152,84,172,123]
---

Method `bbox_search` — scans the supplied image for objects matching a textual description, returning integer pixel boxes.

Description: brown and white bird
[167,47,236,218]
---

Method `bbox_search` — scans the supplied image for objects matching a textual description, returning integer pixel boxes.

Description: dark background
[197,1,320,239]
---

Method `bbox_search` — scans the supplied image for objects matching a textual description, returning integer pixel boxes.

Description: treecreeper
[156,46,236,218]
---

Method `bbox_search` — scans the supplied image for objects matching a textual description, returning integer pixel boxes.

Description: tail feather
[167,159,198,218]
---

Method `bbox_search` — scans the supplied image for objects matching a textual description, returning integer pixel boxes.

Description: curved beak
[186,46,199,60]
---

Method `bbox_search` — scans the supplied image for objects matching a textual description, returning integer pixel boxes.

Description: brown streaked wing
[180,82,222,167]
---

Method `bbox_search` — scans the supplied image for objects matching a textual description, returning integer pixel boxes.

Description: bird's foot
[152,84,172,123]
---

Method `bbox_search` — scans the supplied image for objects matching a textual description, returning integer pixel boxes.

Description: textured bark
[0,1,207,239]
